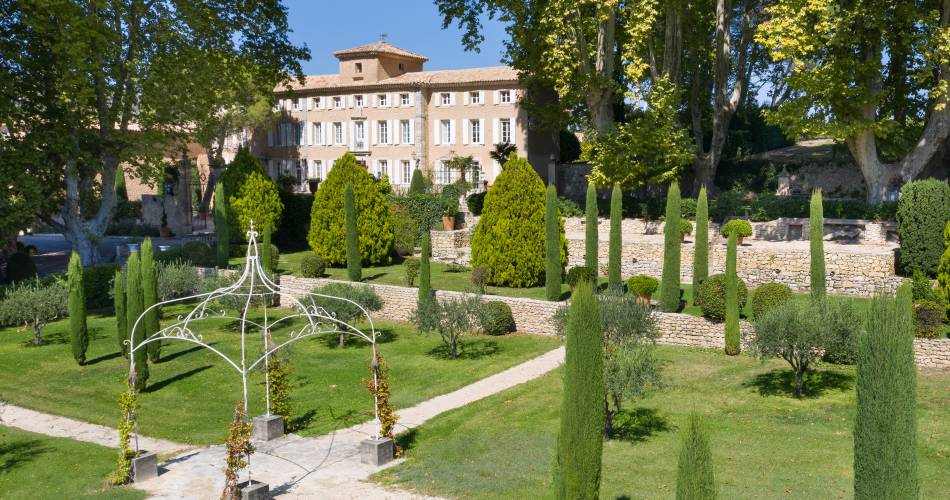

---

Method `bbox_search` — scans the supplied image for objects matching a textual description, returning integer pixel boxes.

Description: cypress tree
[114,269,128,357]
[261,223,273,274]
[214,179,230,268]
[585,182,598,273]
[676,413,717,500]
[553,281,604,499]
[854,286,918,499]
[545,183,562,301]
[660,182,682,311]
[126,251,148,390]
[724,233,740,355]
[344,182,361,282]
[692,186,709,299]
[608,183,622,289]
[141,239,160,363]
[408,168,426,194]
[419,230,432,302]
[810,188,826,299]
[67,252,88,365]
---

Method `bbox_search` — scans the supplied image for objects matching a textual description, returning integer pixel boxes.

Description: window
[500,118,512,143]
[295,98,303,110]
[439,161,453,184]
[400,120,411,143]
[355,62,363,73]
[296,160,306,187]
[499,90,512,103]
[440,92,452,105]
[314,123,323,145]
[471,161,482,186]
[470,119,481,144]
[376,159,388,180]
[295,123,303,145]
[355,94,365,107]
[333,122,343,144]
[398,63,405,71]
[333,96,342,108]
[469,91,481,104]
[378,94,388,107]
[400,93,410,106]
[401,160,412,184]
[440,120,452,144]
[378,120,388,144]
[354,121,366,150]
[313,160,323,179]
[313,97,321,109]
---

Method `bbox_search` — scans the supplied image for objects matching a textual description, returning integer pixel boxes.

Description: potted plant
[307,177,321,193]
[440,185,460,231]
[679,220,693,243]
[720,219,753,245]
[627,275,659,304]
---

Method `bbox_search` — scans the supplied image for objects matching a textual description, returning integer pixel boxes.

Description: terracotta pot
[737,236,745,245]
[159,226,172,238]
[637,294,651,305]
[681,234,686,243]
[442,215,455,231]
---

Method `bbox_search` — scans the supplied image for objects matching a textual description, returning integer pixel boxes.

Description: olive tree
[0,278,68,345]
[413,294,483,360]
[309,283,382,348]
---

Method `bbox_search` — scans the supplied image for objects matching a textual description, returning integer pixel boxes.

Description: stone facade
[275,276,949,369]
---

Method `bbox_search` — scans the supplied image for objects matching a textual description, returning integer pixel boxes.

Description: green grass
[0,425,144,499]
[375,346,950,499]
[0,307,558,445]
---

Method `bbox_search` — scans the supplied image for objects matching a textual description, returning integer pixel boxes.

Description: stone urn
[442,215,455,231]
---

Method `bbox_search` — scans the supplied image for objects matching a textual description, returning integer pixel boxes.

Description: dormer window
[398,63,405,71]
[355,62,363,73]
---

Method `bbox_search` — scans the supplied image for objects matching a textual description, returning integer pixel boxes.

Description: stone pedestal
[132,450,158,483]
[237,480,269,500]
[360,437,394,466]
[252,415,284,441]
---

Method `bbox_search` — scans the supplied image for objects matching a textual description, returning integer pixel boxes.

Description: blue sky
[284,0,509,75]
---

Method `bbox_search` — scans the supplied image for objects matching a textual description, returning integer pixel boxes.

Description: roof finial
[380,32,388,42]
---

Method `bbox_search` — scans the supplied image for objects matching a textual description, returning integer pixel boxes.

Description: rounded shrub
[913,300,945,338]
[566,266,597,290]
[471,155,565,287]
[231,171,284,236]
[679,220,693,237]
[466,191,486,215]
[751,282,794,319]
[627,275,659,298]
[308,153,394,266]
[180,241,215,267]
[5,252,36,283]
[480,301,515,336]
[219,147,267,238]
[720,219,752,239]
[697,273,748,321]
[300,253,326,278]
[390,206,416,256]
[82,263,119,309]
[896,179,950,275]
[403,257,420,286]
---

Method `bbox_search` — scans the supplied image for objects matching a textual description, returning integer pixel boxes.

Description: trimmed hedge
[720,219,752,238]
[896,179,950,275]
[480,301,515,336]
[156,241,215,268]
[471,155,565,287]
[466,191,486,215]
[913,300,945,338]
[300,253,326,278]
[82,263,118,310]
[275,192,312,250]
[627,275,659,297]
[566,266,597,290]
[751,282,794,320]
[697,273,748,321]
[309,153,394,266]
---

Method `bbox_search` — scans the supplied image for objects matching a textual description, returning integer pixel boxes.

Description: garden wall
[276,276,949,369]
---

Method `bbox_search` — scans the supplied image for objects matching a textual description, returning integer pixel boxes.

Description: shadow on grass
[159,343,217,363]
[362,273,387,281]
[85,351,122,365]
[143,365,213,393]
[319,327,397,349]
[608,407,672,443]
[744,368,854,398]
[426,339,500,360]
[0,439,52,471]
[395,428,419,452]
[287,409,317,433]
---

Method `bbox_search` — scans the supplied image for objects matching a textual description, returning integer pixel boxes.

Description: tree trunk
[61,155,118,266]
[339,331,345,348]
[794,370,805,398]
[847,131,895,204]
[451,336,458,359]
[32,322,42,345]
[693,154,715,195]
[603,399,614,438]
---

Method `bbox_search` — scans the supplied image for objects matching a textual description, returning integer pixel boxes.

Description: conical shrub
[676,413,717,500]
[660,183,682,311]
[114,269,127,357]
[585,183,598,273]
[545,183,562,301]
[810,189,826,299]
[724,233,740,355]
[126,251,148,390]
[692,186,709,300]
[608,183,622,289]
[141,239,160,363]
[419,231,432,302]
[68,252,88,365]
[344,182,361,282]
[215,179,230,268]
[409,168,426,194]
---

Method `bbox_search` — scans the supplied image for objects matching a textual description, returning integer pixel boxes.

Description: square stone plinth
[237,480,269,500]
[132,450,158,483]
[252,415,284,441]
[360,437,394,466]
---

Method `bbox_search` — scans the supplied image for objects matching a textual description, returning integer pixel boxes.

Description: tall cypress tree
[810,188,826,299]
[344,182,361,282]
[419,230,432,302]
[676,413,717,500]
[724,233,740,355]
[692,186,709,300]
[553,281,604,499]
[660,183,682,311]
[67,252,88,365]
[261,223,273,274]
[545,183,562,301]
[408,168,426,194]
[585,182,598,273]
[141,239,160,363]
[608,183,622,289]
[854,285,917,499]
[126,251,148,390]
[214,179,230,268]
[114,269,128,358]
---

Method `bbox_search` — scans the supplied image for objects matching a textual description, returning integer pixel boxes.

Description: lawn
[0,307,559,445]
[374,346,950,499]
[0,425,144,499]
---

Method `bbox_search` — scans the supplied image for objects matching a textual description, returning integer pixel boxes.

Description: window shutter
[478,91,485,105]
[371,121,377,145]
[434,94,440,107]
[492,118,500,144]
[450,120,457,144]
[433,121,441,145]
[493,91,500,105]
[409,92,415,106]
[409,119,415,144]
[394,121,401,145]
[478,119,485,144]
[462,119,469,145]
[463,92,469,105]
[510,117,517,145]
[307,98,312,110]
[305,122,311,146]
[342,122,348,146]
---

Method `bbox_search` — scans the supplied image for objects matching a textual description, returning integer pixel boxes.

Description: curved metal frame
[126,221,382,456]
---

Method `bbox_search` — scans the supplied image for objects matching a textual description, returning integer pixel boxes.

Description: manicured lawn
[0,307,559,445]
[0,425,144,499]
[374,346,950,499]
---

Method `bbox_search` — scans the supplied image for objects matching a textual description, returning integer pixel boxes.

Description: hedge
[751,282,794,320]
[231,171,283,236]
[896,179,950,275]
[275,192,312,250]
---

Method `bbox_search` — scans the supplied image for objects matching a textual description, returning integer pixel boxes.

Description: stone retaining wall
[276,276,949,369]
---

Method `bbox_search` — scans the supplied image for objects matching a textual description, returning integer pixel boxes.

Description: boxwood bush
[913,300,945,338]
[896,179,950,275]
[679,220,693,237]
[565,266,597,290]
[627,275,659,297]
[751,282,794,319]
[83,264,118,309]
[720,219,753,238]
[697,273,748,321]
[300,253,326,278]
[471,155,565,287]
[479,301,515,336]
[466,192,486,215]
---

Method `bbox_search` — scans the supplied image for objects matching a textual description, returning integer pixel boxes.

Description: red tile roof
[279,66,520,93]
[333,41,428,62]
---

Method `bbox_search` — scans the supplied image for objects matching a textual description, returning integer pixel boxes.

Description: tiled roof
[333,41,428,62]
[280,66,520,93]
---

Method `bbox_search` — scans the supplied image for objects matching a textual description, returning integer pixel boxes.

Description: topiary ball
[751,282,794,319]
[697,273,748,321]
[679,219,693,237]
[300,253,326,278]
[481,301,515,336]
[565,266,597,290]
[627,275,659,297]
[4,252,37,283]
[720,219,753,238]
